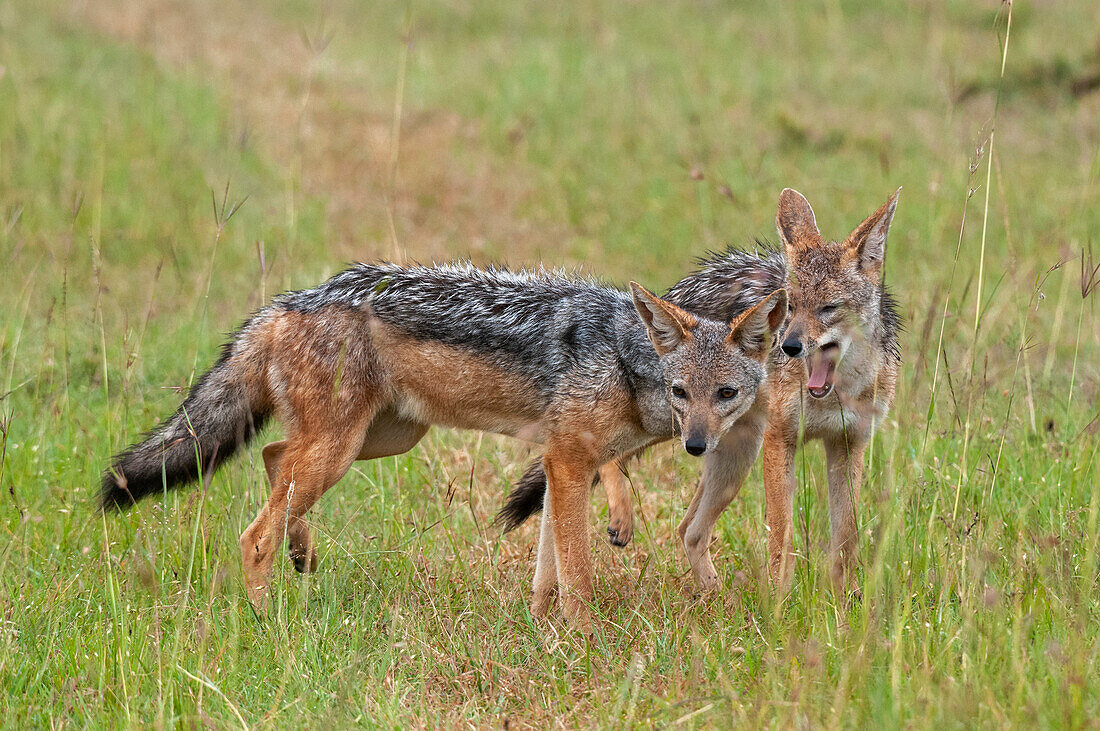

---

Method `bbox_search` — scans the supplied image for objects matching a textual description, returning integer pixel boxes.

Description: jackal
[101,262,786,633]
[499,189,901,594]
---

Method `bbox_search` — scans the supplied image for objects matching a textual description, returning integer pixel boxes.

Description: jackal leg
[763,422,798,591]
[283,409,429,574]
[241,415,374,607]
[539,442,599,635]
[823,433,866,595]
[601,460,633,548]
[677,419,764,591]
[531,489,557,618]
[534,458,631,615]
[259,441,318,575]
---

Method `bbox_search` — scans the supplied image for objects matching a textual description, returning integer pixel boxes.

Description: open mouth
[806,345,838,399]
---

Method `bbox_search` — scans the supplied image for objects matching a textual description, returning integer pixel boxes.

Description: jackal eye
[819,303,841,317]
[717,387,738,400]
[671,385,687,399]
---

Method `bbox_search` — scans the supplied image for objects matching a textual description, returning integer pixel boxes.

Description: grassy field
[1,0,1098,726]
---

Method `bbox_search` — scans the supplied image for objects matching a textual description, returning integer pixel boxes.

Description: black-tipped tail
[101,343,268,510]
[494,459,606,532]
[494,459,548,532]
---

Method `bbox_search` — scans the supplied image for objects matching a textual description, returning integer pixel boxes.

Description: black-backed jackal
[102,263,786,633]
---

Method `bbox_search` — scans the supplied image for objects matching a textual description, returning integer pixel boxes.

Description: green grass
[1,0,1098,726]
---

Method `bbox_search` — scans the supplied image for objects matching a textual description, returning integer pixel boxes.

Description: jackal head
[631,283,787,456]
[774,188,900,399]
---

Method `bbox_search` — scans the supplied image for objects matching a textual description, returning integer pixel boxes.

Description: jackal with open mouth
[500,189,901,595]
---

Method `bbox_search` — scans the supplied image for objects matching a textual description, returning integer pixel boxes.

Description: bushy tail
[101,336,270,510]
[494,459,548,532]
[494,458,605,532]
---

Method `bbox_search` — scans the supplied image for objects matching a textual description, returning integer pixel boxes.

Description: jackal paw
[607,520,633,548]
[531,590,554,619]
[694,568,719,595]
[561,601,594,638]
[568,612,594,638]
[289,545,318,574]
[244,580,270,610]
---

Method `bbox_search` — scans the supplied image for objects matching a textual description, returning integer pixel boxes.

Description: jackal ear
[630,282,698,355]
[845,187,900,278]
[728,289,788,360]
[776,188,823,256]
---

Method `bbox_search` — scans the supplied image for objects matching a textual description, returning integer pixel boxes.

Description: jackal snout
[780,328,804,358]
[683,435,707,456]
[631,282,787,456]
[677,400,732,458]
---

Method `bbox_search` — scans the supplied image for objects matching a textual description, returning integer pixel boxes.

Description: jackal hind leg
[259,441,317,575]
[601,459,634,548]
[281,409,429,575]
[241,407,378,608]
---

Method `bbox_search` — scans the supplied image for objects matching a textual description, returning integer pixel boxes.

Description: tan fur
[527,384,646,634]
[371,324,547,434]
[219,272,789,637]
[239,309,669,634]
[765,189,900,593]
[589,410,774,593]
[591,192,899,597]
[241,315,558,594]
[582,292,788,589]
[527,287,786,628]
[109,260,785,637]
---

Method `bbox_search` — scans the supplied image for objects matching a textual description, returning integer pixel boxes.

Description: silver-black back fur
[103,262,692,508]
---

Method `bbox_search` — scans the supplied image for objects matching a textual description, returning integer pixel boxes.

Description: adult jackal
[102,262,786,633]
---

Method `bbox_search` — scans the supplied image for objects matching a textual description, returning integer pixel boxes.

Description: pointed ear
[845,187,900,277]
[630,282,698,355]
[728,289,788,360]
[776,188,823,258]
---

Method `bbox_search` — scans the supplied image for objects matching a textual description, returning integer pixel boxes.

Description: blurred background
[1,0,1098,726]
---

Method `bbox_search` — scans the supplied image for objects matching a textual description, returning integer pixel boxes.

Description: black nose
[781,337,803,358]
[684,438,706,457]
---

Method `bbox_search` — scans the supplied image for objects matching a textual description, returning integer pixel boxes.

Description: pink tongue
[807,360,830,389]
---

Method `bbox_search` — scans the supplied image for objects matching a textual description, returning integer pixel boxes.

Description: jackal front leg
[539,444,598,635]
[824,433,866,596]
[677,419,764,591]
[763,422,798,592]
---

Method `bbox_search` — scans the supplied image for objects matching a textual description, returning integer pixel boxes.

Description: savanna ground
[1,0,1098,726]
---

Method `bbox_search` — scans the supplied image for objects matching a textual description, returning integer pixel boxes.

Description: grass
[1,0,1098,726]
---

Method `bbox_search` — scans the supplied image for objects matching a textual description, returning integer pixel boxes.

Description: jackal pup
[499,189,901,595]
[101,262,786,633]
